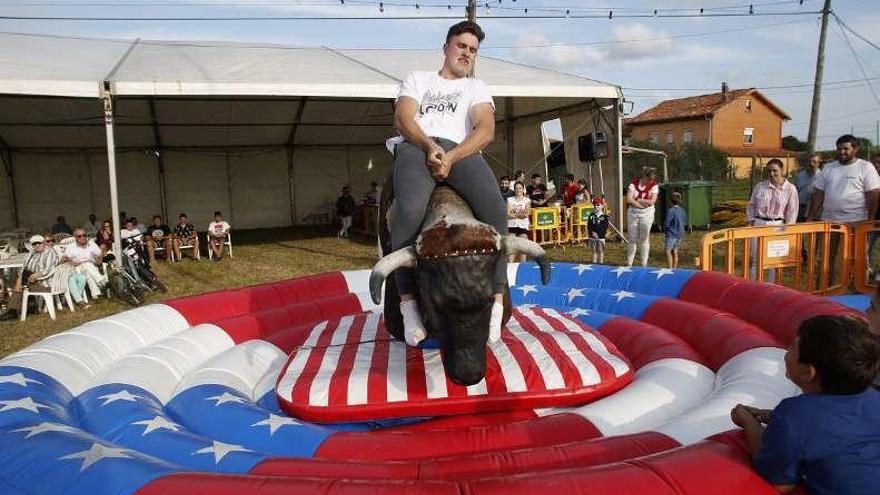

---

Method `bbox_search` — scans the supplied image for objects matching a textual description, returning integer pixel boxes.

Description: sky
[1,0,877,150]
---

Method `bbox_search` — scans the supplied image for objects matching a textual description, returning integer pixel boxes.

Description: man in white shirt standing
[207,211,231,261]
[807,134,880,283]
[387,21,506,346]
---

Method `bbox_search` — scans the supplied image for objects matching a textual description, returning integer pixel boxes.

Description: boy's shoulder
[776,388,880,423]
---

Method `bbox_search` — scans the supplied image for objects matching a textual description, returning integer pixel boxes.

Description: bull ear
[504,236,551,285]
[369,246,417,304]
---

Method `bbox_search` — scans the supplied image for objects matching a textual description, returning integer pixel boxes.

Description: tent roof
[0,32,620,99]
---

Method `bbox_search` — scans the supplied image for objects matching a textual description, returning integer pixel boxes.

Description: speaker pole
[598,159,605,195]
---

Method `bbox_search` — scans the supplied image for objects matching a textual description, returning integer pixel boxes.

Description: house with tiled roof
[625,83,794,178]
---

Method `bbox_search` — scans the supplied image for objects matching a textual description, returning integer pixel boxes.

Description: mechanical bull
[369,183,551,386]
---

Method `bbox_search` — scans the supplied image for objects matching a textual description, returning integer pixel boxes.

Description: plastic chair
[206,232,233,260]
[20,267,75,321]
[177,238,201,261]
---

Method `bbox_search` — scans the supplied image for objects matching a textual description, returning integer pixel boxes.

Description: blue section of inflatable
[827,294,870,312]
[511,284,658,321]
[514,264,697,299]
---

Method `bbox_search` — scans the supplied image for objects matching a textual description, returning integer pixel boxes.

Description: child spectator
[730,315,880,495]
[588,197,609,264]
[664,191,687,268]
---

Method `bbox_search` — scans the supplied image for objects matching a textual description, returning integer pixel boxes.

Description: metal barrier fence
[530,204,596,249]
[698,221,861,295]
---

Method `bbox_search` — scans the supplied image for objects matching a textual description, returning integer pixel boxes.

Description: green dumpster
[655,180,715,231]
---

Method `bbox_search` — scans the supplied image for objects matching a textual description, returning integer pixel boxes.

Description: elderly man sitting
[61,227,107,299]
[0,234,60,320]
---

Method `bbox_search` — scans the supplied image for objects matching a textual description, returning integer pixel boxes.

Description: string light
[379,1,383,12]
[750,4,755,14]
[608,10,613,19]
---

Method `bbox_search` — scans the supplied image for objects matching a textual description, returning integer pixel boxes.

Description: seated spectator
[130,216,147,234]
[120,218,143,243]
[62,228,107,298]
[84,213,100,239]
[43,231,63,257]
[562,174,579,207]
[526,173,549,208]
[145,215,172,262]
[730,315,880,495]
[207,211,231,261]
[336,186,356,239]
[574,179,591,205]
[499,176,514,200]
[51,215,73,236]
[362,182,380,206]
[506,181,530,262]
[0,234,60,320]
[172,213,199,261]
[96,220,114,257]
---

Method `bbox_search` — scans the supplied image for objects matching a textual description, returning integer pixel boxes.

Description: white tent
[0,32,624,246]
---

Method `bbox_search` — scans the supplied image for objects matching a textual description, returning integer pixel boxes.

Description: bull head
[370,224,550,386]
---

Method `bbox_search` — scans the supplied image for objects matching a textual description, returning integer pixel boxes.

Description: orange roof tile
[626,88,790,125]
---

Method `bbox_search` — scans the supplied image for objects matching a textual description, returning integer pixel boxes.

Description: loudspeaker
[578,132,609,161]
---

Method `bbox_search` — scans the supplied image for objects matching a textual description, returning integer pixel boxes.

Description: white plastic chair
[206,231,233,260]
[177,237,201,261]
[20,266,75,321]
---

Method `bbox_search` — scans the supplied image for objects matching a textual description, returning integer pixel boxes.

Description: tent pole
[0,136,19,228]
[286,97,309,226]
[615,96,625,230]
[147,97,168,221]
[102,81,122,261]
[505,97,514,174]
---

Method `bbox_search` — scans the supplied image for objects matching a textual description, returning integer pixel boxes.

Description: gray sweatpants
[391,138,508,295]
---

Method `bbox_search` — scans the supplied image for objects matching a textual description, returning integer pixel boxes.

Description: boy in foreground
[730,315,880,495]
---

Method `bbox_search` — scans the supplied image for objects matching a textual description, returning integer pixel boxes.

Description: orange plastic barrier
[699,221,851,295]
[851,221,880,294]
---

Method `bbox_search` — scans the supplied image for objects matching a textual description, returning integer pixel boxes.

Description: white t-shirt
[507,196,530,230]
[65,242,102,264]
[120,228,142,240]
[208,221,230,236]
[388,70,494,149]
[815,158,880,223]
[627,182,660,217]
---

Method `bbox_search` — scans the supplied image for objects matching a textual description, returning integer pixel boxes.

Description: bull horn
[504,236,551,285]
[369,246,417,304]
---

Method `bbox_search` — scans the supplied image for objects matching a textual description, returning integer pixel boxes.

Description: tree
[782,135,809,152]
[623,141,730,182]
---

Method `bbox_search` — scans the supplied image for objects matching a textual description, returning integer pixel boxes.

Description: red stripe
[483,346,508,394]
[513,310,583,388]
[538,308,616,384]
[501,316,547,392]
[405,345,427,402]
[326,315,366,407]
[367,318,390,405]
[288,322,335,407]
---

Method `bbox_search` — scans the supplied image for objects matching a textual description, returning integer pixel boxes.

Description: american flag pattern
[276,307,633,422]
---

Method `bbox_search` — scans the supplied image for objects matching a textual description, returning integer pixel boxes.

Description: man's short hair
[500,175,510,182]
[446,21,485,43]
[214,211,222,216]
[565,174,575,182]
[836,134,860,148]
[179,213,187,219]
[766,158,784,168]
[797,315,880,395]
[531,173,542,179]
[153,215,161,220]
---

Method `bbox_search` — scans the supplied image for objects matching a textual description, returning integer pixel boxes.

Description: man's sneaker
[400,299,427,346]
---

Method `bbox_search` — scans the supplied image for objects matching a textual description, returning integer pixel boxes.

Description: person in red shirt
[562,174,580,207]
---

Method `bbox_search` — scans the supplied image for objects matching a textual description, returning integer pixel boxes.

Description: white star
[59,443,133,472]
[205,392,248,406]
[571,264,593,275]
[533,263,553,269]
[193,441,252,464]
[567,308,591,318]
[517,303,537,309]
[0,373,42,388]
[11,422,79,438]
[565,287,586,303]
[98,389,144,406]
[611,290,636,302]
[132,416,180,436]
[251,414,301,436]
[612,266,632,278]
[651,268,675,280]
[0,397,51,414]
[516,285,538,296]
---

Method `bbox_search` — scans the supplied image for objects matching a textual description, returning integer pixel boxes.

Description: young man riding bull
[387,21,508,347]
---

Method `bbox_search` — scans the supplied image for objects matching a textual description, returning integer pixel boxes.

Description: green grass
[0,226,704,359]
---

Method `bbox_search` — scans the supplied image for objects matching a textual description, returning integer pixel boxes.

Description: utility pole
[807,0,832,152]
[467,0,476,22]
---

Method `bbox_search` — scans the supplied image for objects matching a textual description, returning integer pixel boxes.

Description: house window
[745,99,752,112]
[666,132,674,145]
[649,132,659,145]
[682,129,693,144]
[743,127,754,145]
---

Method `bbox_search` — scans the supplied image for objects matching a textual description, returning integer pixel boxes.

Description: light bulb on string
[379,2,383,13]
